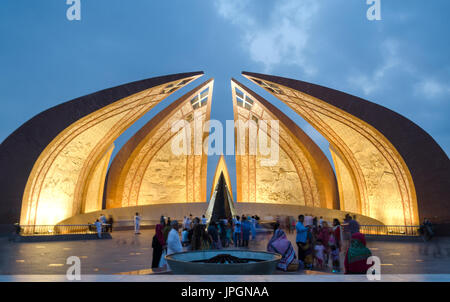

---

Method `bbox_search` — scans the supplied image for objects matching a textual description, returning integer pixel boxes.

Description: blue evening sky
[0,0,449,201]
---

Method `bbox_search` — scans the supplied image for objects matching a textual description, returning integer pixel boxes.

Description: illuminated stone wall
[83,144,114,213]
[106,80,214,208]
[17,73,202,225]
[330,146,360,214]
[231,79,339,209]
[243,72,422,225]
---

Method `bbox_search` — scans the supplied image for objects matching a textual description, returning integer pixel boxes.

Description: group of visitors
[151,214,260,269]
[268,213,372,274]
[150,212,373,274]
[90,213,113,238]
[151,217,183,268]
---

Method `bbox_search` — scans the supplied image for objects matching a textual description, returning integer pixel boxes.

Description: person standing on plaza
[162,220,172,241]
[332,218,342,250]
[314,239,325,269]
[160,215,166,226]
[233,216,242,247]
[99,213,107,233]
[312,216,318,231]
[134,212,142,234]
[303,228,314,269]
[349,215,360,235]
[251,216,257,240]
[317,221,331,266]
[241,216,251,247]
[167,220,183,255]
[226,221,233,247]
[152,224,166,268]
[95,219,102,239]
[342,214,352,252]
[201,215,207,225]
[189,214,194,228]
[181,228,190,247]
[319,216,324,228]
[207,221,220,249]
[296,215,308,263]
[219,220,227,247]
[107,215,114,233]
[184,215,191,230]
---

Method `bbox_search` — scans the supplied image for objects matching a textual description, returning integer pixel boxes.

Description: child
[314,239,325,269]
[330,245,340,273]
[181,228,189,247]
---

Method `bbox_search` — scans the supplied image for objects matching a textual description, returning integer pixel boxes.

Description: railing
[15,224,111,236]
[360,225,420,236]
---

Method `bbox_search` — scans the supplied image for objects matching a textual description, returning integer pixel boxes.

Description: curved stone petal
[242,71,450,225]
[231,78,339,209]
[0,72,203,227]
[105,79,214,208]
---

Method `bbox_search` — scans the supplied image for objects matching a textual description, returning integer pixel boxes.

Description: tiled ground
[1,229,450,277]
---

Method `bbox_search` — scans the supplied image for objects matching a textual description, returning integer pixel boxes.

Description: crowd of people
[270,213,373,274]
[151,214,261,269]
[90,210,373,274]
[150,212,373,274]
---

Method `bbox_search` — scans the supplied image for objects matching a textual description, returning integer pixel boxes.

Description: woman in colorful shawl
[344,232,372,274]
[267,223,297,271]
[151,224,166,268]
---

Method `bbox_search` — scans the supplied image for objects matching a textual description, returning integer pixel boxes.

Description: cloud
[214,0,319,74]
[348,39,403,95]
[415,79,450,100]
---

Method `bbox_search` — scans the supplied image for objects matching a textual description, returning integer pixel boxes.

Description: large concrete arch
[231,79,339,209]
[0,72,203,228]
[242,71,450,225]
[106,79,214,208]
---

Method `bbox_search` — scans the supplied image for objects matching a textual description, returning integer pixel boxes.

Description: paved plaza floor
[1,229,450,280]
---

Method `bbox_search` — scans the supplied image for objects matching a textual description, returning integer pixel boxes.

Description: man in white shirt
[167,220,183,255]
[134,212,141,234]
[201,215,207,225]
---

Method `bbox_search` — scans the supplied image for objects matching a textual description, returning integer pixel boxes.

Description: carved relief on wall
[231,79,338,209]
[106,80,214,208]
[20,74,202,225]
[243,74,418,225]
